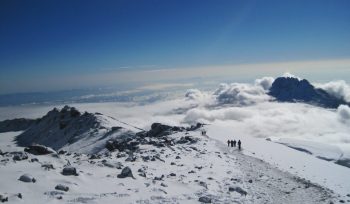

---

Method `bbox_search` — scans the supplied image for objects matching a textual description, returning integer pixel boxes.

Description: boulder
[62,166,78,176]
[229,186,247,196]
[12,152,28,161]
[198,196,211,203]
[55,184,69,192]
[117,167,134,179]
[19,174,36,183]
[24,144,55,155]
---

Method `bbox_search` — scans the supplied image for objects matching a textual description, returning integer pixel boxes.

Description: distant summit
[15,106,138,154]
[269,77,349,108]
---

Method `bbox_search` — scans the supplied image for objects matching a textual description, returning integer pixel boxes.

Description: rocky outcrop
[269,77,348,108]
[117,167,134,178]
[24,144,55,155]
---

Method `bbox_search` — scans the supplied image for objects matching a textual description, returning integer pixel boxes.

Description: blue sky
[0,0,350,94]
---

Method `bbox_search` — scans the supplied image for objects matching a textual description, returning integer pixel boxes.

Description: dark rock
[62,166,78,176]
[24,144,55,155]
[0,194,8,202]
[175,156,181,159]
[170,162,176,165]
[248,179,253,183]
[154,175,164,181]
[55,184,69,192]
[269,77,349,108]
[58,150,67,155]
[198,196,211,203]
[12,152,28,161]
[229,186,247,196]
[19,174,36,183]
[186,123,203,131]
[142,155,151,161]
[117,167,134,179]
[169,173,176,176]
[161,183,168,187]
[31,158,39,162]
[42,163,55,170]
[106,136,139,152]
[89,154,100,160]
[17,193,22,199]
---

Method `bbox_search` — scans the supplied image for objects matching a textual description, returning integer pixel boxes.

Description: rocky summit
[269,77,349,108]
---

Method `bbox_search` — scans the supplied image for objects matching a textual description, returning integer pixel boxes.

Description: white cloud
[254,76,274,90]
[337,105,350,123]
[213,82,271,106]
[315,80,350,102]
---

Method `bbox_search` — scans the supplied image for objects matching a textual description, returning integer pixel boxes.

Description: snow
[0,129,338,203]
[205,122,350,196]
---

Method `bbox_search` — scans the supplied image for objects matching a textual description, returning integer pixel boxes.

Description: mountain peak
[269,77,348,108]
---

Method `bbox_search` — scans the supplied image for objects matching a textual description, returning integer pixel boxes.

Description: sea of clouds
[1,74,350,157]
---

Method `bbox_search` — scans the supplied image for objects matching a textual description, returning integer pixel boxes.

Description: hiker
[233,140,237,147]
[230,140,234,147]
[227,140,230,147]
[238,140,241,150]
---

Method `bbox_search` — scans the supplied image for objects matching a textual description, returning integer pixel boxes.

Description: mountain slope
[15,106,139,154]
[269,77,349,108]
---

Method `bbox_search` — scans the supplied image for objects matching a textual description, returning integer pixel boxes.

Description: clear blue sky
[0,0,350,94]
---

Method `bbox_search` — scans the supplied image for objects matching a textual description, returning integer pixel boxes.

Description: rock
[42,163,55,170]
[31,158,39,162]
[154,175,164,181]
[198,196,211,203]
[0,194,8,202]
[89,154,101,160]
[59,150,68,155]
[269,77,348,108]
[24,144,55,155]
[19,174,36,183]
[12,152,28,161]
[161,183,168,187]
[229,186,247,196]
[106,137,139,152]
[175,156,181,159]
[177,136,198,144]
[142,155,151,161]
[169,173,176,176]
[117,167,134,179]
[55,184,69,192]
[248,179,253,183]
[147,123,173,137]
[170,162,176,165]
[17,193,22,199]
[62,166,78,176]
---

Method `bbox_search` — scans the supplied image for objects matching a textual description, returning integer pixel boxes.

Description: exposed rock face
[24,144,55,155]
[147,123,184,137]
[0,118,37,133]
[269,77,348,108]
[15,106,136,154]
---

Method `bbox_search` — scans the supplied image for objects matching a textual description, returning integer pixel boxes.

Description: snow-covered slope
[0,129,339,204]
[15,106,141,154]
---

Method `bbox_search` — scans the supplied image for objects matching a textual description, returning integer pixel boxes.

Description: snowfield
[0,130,341,204]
